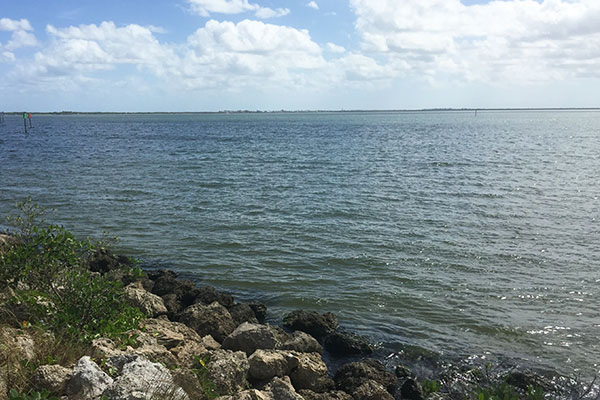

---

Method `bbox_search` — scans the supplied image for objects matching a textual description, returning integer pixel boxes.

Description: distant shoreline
[2,108,600,115]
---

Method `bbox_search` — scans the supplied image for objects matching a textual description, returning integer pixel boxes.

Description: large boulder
[249,302,267,323]
[66,356,114,400]
[88,249,132,274]
[282,310,338,339]
[141,316,203,349]
[298,390,353,400]
[229,303,259,326]
[279,331,322,354]
[400,378,425,400]
[353,380,395,400]
[179,302,236,343]
[192,285,235,308]
[90,335,180,368]
[32,364,72,395]
[222,323,280,356]
[265,376,304,400]
[102,357,188,400]
[206,350,250,395]
[323,332,373,356]
[248,350,300,381]
[289,352,334,393]
[334,359,397,395]
[124,283,167,317]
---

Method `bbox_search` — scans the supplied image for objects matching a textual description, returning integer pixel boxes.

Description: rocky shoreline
[1,233,595,400]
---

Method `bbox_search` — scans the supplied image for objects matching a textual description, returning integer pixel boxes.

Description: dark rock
[298,389,352,400]
[400,378,425,400]
[146,269,177,281]
[152,275,195,298]
[222,323,280,356]
[88,249,131,274]
[179,302,236,343]
[279,331,322,354]
[334,359,397,395]
[229,303,259,326]
[353,379,395,400]
[162,293,183,319]
[282,310,338,339]
[249,302,267,322]
[395,364,411,379]
[323,331,374,356]
[193,285,235,308]
[505,370,553,391]
[140,275,154,292]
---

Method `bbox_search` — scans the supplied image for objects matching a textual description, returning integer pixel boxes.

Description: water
[1,111,599,377]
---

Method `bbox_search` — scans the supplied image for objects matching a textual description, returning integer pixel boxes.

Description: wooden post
[28,113,32,128]
[23,112,28,134]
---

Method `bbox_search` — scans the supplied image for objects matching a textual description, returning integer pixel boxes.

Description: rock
[171,368,207,400]
[249,302,267,323]
[334,359,397,395]
[222,323,280,356]
[66,356,114,400]
[179,302,236,343]
[353,380,395,400]
[279,331,322,354]
[102,357,188,400]
[298,389,353,400]
[202,335,222,350]
[289,352,334,393]
[88,249,131,274]
[265,376,304,400]
[248,350,300,381]
[171,340,209,368]
[0,327,36,361]
[162,293,183,318]
[90,335,179,368]
[90,338,125,359]
[229,303,259,326]
[0,370,6,399]
[141,316,203,349]
[147,269,176,281]
[216,389,271,400]
[193,285,235,308]
[505,370,553,391]
[323,331,374,356]
[206,350,250,395]
[400,378,425,400]
[152,272,194,297]
[124,283,168,317]
[282,310,338,339]
[32,365,72,395]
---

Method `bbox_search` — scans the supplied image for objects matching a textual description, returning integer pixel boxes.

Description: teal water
[1,111,599,376]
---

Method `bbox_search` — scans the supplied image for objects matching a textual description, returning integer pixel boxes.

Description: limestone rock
[202,335,221,350]
[102,357,188,400]
[249,302,267,323]
[179,302,236,343]
[282,310,338,339]
[0,327,36,361]
[279,331,322,354]
[124,283,167,317]
[248,350,300,381]
[216,389,271,400]
[229,303,259,326]
[323,331,373,356]
[353,379,395,400]
[172,368,208,400]
[206,349,250,395]
[192,285,234,308]
[66,356,114,400]
[32,364,72,395]
[334,359,397,395]
[222,323,280,356]
[141,316,203,348]
[265,376,304,400]
[289,352,334,393]
[90,338,125,359]
[298,389,353,400]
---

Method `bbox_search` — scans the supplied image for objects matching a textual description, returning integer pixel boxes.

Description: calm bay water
[1,111,599,376]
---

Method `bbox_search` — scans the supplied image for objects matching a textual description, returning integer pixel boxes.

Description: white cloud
[187,0,289,19]
[5,30,38,50]
[350,0,600,83]
[307,1,319,10]
[0,18,33,32]
[326,42,345,54]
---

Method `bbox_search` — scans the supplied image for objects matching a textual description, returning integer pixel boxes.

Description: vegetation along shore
[0,200,597,400]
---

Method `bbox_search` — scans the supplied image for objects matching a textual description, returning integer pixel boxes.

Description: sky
[1,0,600,111]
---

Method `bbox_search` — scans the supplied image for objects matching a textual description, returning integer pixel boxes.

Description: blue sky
[1,0,599,111]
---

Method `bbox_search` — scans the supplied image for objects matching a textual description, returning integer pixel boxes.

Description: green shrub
[8,389,58,400]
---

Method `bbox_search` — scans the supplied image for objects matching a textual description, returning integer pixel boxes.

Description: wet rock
[289,352,334,393]
[222,323,280,355]
[32,365,72,395]
[193,285,235,308]
[179,301,236,343]
[505,370,553,391]
[88,249,131,274]
[279,331,322,354]
[353,379,395,400]
[323,331,373,356]
[265,376,304,400]
[334,359,397,395]
[124,282,167,317]
[153,274,195,298]
[229,303,259,326]
[249,302,267,323]
[102,357,188,400]
[248,349,300,381]
[298,390,353,400]
[400,378,425,400]
[283,310,338,339]
[66,356,114,399]
[206,349,250,395]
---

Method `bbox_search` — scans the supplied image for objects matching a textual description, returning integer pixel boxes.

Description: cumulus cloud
[0,18,38,58]
[326,42,345,54]
[307,1,319,10]
[0,18,33,32]
[187,0,289,19]
[350,0,600,82]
